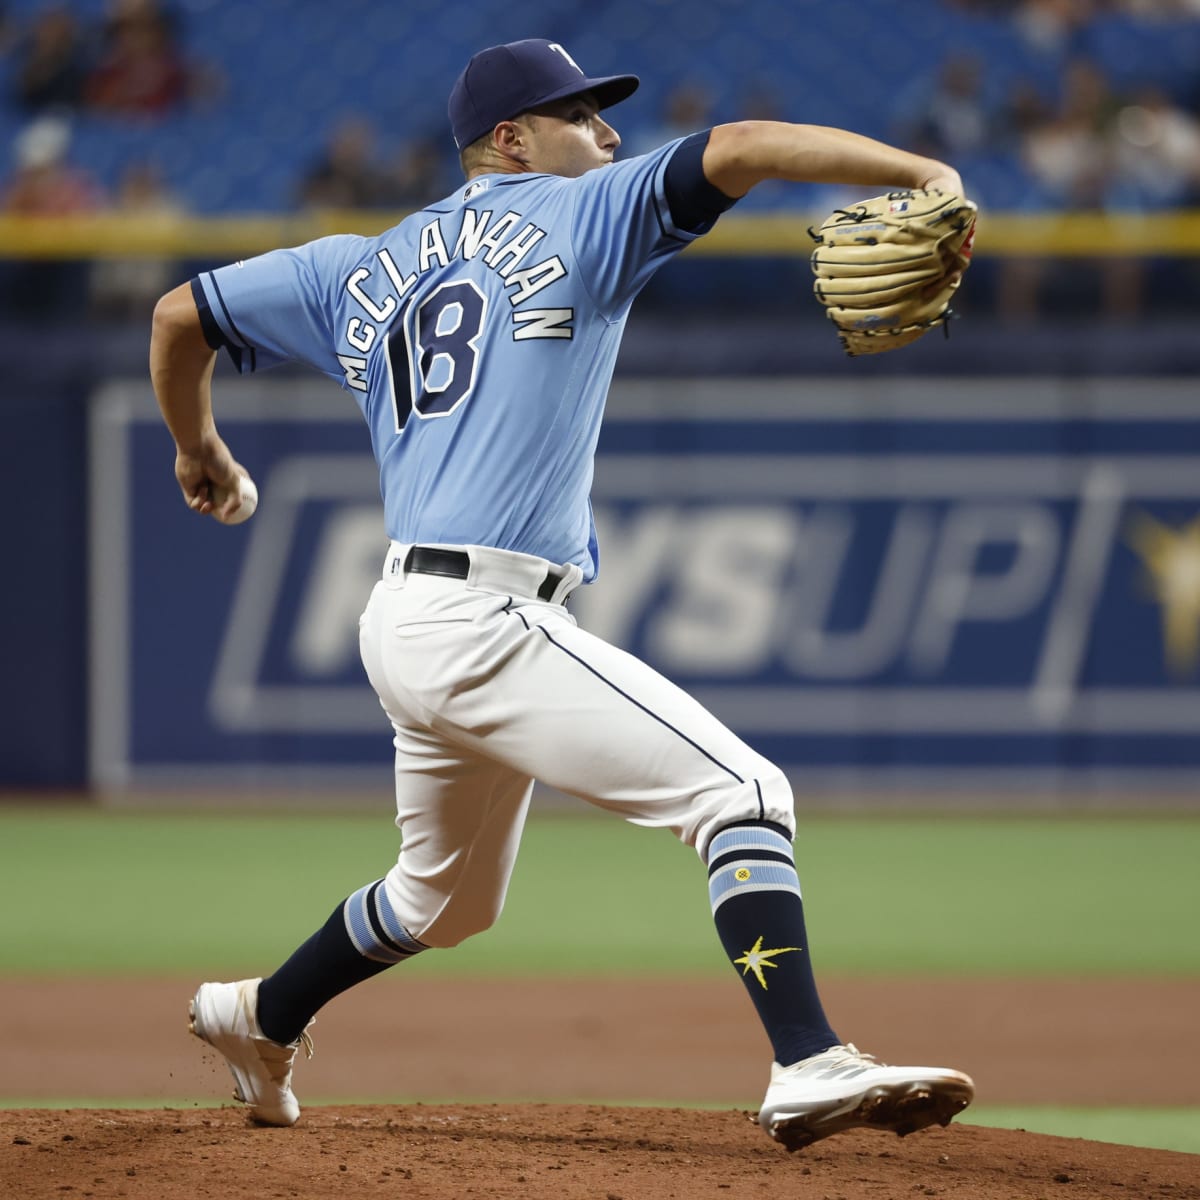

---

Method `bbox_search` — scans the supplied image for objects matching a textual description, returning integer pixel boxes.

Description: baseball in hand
[211,473,258,525]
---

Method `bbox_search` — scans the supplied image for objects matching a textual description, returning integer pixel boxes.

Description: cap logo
[448,39,638,150]
[547,42,583,74]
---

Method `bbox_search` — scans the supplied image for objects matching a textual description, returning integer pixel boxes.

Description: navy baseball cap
[448,38,639,150]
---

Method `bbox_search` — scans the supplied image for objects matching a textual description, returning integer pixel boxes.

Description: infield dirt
[1,975,1197,1199]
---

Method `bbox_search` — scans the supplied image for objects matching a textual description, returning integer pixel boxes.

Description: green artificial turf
[964,1106,1200,1156]
[1,807,1197,977]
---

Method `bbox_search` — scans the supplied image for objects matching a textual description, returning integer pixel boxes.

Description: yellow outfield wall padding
[1,209,1199,260]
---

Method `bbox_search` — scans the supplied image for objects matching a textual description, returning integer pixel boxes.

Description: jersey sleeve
[567,135,733,319]
[191,235,362,381]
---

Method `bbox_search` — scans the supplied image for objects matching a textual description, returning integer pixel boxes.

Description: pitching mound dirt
[4,975,1197,1197]
[3,1104,1199,1200]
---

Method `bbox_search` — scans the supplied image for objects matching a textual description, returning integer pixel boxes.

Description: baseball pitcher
[150,38,976,1151]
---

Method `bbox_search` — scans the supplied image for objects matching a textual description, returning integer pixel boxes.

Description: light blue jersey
[193,137,707,582]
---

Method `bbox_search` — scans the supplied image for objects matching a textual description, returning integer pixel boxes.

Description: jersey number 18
[386,279,488,431]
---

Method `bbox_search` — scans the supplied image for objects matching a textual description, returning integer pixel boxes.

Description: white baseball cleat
[758,1042,974,1152]
[188,978,313,1127]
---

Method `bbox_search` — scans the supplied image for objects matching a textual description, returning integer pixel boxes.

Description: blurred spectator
[12,6,89,114]
[296,117,390,209]
[1110,85,1200,207]
[3,116,104,213]
[629,82,716,157]
[1021,58,1117,208]
[994,78,1054,152]
[84,0,191,117]
[378,137,451,208]
[1014,0,1096,53]
[90,160,184,320]
[1,117,105,318]
[1110,0,1200,13]
[895,54,992,158]
[96,0,182,43]
[1001,59,1155,319]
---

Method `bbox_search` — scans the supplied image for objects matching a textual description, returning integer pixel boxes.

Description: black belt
[403,546,567,602]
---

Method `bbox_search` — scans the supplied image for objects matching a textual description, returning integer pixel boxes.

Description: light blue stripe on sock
[709,859,802,914]
[707,825,793,866]
[343,884,380,959]
[374,882,427,955]
[342,882,415,964]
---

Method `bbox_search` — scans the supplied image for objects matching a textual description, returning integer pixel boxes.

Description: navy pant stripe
[538,626,746,785]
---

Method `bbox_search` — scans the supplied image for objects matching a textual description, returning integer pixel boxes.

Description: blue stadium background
[2,0,1199,212]
[2,1,1199,796]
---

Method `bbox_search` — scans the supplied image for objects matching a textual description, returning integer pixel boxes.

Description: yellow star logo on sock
[733,935,801,990]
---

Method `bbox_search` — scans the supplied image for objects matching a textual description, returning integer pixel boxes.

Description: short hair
[458,112,540,177]
[459,132,491,176]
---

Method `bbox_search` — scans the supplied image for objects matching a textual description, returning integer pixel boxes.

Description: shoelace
[825,1041,883,1070]
[839,1043,878,1064]
[256,1028,314,1084]
[795,1043,885,1077]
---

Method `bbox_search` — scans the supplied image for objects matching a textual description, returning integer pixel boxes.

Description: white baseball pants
[358,542,795,949]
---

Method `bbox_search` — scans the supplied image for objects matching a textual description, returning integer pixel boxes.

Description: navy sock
[256,879,426,1045]
[707,821,839,1066]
